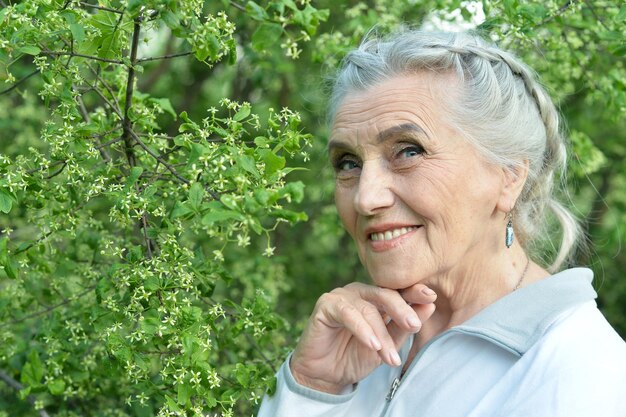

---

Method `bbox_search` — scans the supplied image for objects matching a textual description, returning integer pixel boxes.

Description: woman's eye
[336,159,360,171]
[397,144,424,159]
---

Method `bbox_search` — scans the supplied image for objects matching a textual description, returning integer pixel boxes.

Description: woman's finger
[347,283,424,333]
[411,302,437,325]
[316,293,384,352]
[400,283,437,305]
[351,298,404,367]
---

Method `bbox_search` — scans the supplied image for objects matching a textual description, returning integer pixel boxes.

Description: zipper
[377,331,452,417]
[377,327,521,417]
[385,377,401,401]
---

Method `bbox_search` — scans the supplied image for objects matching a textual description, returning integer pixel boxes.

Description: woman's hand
[289,282,437,394]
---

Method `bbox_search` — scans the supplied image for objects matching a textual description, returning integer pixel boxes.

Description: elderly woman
[258,29,626,416]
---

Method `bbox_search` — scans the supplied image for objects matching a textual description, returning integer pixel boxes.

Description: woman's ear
[496,160,530,212]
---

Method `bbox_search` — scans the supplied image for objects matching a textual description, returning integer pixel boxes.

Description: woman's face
[330,73,507,290]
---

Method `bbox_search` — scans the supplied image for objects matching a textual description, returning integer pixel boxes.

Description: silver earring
[505,213,514,248]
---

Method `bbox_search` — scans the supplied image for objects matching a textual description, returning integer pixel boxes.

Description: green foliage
[1,0,625,416]
[0,0,323,415]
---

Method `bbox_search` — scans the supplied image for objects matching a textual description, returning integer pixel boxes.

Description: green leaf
[201,209,244,225]
[21,351,44,387]
[237,154,258,177]
[162,10,181,31]
[205,391,218,408]
[246,1,269,20]
[259,149,285,175]
[233,106,251,122]
[0,189,13,213]
[220,194,238,210]
[150,97,177,119]
[48,379,66,395]
[188,183,204,209]
[0,237,8,259]
[177,382,192,405]
[1,258,17,279]
[127,166,143,187]
[284,181,305,203]
[18,387,31,400]
[171,201,194,219]
[18,45,41,55]
[188,142,207,165]
[165,395,181,412]
[70,23,86,42]
[251,23,283,52]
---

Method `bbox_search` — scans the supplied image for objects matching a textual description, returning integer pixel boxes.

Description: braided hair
[329,30,580,271]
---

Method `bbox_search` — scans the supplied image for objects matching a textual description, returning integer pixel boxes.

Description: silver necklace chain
[513,256,531,291]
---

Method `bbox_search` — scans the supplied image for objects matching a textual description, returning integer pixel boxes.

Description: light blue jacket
[259,268,626,416]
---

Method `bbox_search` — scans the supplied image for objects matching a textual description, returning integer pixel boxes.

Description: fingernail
[422,287,436,296]
[389,350,401,367]
[370,336,382,351]
[406,315,421,329]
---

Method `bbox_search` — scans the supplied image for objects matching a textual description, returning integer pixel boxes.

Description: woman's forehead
[330,73,459,132]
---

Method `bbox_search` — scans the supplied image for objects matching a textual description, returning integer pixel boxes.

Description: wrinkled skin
[291,72,536,393]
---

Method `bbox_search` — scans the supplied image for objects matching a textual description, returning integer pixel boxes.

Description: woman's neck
[414,244,550,350]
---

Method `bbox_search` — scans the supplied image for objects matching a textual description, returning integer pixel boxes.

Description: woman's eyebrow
[377,123,429,143]
[327,123,429,154]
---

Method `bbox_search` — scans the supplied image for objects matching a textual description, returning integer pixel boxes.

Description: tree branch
[229,1,247,12]
[78,1,124,14]
[121,18,141,167]
[0,70,40,96]
[138,51,194,63]
[14,230,54,255]
[45,162,67,179]
[537,0,573,26]
[127,129,190,185]
[0,369,52,417]
[39,51,123,65]
[87,64,123,114]
[1,285,96,329]
[82,76,123,120]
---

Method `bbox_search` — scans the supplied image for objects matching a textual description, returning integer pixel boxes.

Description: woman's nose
[353,161,394,215]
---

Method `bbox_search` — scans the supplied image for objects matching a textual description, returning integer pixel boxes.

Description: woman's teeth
[370,226,417,241]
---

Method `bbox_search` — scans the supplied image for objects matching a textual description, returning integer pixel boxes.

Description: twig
[78,1,124,14]
[138,51,194,63]
[229,1,247,12]
[121,18,141,167]
[74,85,112,162]
[91,127,123,139]
[537,0,573,26]
[83,77,123,120]
[45,162,67,179]
[244,333,277,373]
[127,129,190,185]
[0,285,96,329]
[96,136,124,149]
[87,63,122,114]
[26,160,65,175]
[39,51,124,65]
[0,369,52,417]
[14,230,54,255]
[0,70,40,95]
[141,213,153,259]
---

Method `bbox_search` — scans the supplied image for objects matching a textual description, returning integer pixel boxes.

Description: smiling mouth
[369,226,419,241]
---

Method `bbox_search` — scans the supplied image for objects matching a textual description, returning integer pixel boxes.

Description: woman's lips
[367,225,421,252]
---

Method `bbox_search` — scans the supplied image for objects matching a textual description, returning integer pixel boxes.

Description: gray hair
[329,29,580,272]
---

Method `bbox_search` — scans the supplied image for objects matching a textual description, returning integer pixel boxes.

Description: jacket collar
[454,268,597,356]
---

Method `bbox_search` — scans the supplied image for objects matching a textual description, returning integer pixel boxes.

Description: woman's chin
[370,273,423,290]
